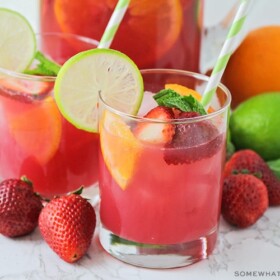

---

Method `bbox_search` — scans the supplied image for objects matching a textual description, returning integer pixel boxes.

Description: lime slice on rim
[0,8,36,72]
[54,48,144,132]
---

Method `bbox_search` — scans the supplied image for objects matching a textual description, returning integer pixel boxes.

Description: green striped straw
[201,0,252,108]
[98,0,130,49]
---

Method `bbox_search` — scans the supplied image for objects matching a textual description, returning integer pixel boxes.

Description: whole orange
[222,26,280,108]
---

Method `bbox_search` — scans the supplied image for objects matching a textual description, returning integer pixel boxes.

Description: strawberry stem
[71,186,84,195]
[232,169,263,179]
[20,175,33,186]
[34,186,85,205]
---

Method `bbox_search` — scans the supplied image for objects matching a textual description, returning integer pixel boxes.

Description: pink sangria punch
[40,0,202,72]
[99,69,231,268]
[0,32,100,198]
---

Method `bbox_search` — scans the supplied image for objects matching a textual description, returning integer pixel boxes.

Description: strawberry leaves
[267,158,280,180]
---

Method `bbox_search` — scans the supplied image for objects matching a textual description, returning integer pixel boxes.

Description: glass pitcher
[39,0,238,73]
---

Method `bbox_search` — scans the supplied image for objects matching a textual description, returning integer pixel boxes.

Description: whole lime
[230,92,280,161]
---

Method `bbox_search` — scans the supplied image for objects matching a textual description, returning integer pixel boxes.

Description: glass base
[99,224,218,269]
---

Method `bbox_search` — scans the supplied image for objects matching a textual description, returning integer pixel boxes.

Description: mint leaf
[35,52,61,74]
[182,95,207,115]
[110,234,165,249]
[153,89,207,115]
[267,159,280,179]
[24,64,57,76]
[24,51,61,76]
[158,97,192,111]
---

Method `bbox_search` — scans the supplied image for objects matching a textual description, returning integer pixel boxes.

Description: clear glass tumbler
[98,69,231,268]
[0,33,99,198]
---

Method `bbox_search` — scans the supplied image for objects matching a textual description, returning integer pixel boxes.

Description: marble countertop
[1,205,280,280]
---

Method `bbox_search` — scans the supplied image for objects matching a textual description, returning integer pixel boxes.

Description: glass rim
[99,68,232,124]
[0,32,99,82]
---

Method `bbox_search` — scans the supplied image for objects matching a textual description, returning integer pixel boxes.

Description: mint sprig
[153,89,207,115]
[24,51,61,76]
[110,234,166,249]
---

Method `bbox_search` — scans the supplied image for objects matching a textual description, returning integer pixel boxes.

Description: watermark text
[235,271,280,278]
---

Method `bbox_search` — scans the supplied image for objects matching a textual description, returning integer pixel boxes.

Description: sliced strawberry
[0,78,53,102]
[164,111,223,164]
[134,106,175,145]
[172,107,183,118]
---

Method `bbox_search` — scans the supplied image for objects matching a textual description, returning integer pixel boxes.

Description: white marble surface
[1,206,280,280]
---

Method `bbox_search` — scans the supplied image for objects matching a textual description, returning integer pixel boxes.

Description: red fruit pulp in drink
[40,0,202,72]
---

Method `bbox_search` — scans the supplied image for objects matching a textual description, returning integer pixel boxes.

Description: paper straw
[98,0,130,49]
[201,0,252,108]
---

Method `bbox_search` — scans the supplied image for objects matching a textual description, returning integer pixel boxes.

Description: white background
[205,0,280,28]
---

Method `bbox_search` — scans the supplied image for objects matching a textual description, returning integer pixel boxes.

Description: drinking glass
[0,33,99,198]
[98,69,231,268]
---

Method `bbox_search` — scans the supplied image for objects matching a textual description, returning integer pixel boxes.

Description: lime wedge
[0,8,36,72]
[54,48,144,132]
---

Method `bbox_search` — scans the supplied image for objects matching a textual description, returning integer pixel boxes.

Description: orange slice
[54,0,183,68]
[8,97,62,164]
[165,83,215,113]
[100,111,142,190]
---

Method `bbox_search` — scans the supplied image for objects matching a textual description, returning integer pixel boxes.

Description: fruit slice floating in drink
[6,97,62,165]
[134,106,176,145]
[100,111,142,190]
[53,0,183,67]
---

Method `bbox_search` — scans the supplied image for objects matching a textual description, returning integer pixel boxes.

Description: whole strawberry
[222,174,268,228]
[0,177,43,237]
[224,149,280,205]
[39,193,96,263]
